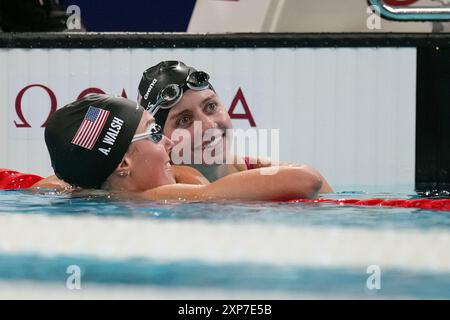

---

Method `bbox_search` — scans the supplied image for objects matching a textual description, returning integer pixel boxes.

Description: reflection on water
[0,185,450,299]
[1,186,449,230]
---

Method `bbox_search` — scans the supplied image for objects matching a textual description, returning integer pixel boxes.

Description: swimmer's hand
[141,166,323,201]
[236,156,333,193]
[30,175,74,192]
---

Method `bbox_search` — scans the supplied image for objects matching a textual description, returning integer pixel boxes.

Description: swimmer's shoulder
[172,165,210,185]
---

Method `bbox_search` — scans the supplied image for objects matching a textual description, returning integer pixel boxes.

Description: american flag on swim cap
[71,106,110,150]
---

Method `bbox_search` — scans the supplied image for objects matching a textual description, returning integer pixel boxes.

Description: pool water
[0,186,449,299]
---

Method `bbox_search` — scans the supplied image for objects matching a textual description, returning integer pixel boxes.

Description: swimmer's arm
[242,156,333,193]
[30,166,209,190]
[141,166,322,201]
[30,175,73,191]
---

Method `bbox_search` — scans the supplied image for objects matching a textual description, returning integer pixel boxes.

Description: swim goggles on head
[131,122,163,144]
[146,71,211,116]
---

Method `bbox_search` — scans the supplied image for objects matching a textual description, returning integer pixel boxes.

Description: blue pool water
[0,186,449,299]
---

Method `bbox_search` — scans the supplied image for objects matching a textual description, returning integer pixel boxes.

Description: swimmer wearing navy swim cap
[44,93,325,200]
[138,61,333,193]
[45,93,175,190]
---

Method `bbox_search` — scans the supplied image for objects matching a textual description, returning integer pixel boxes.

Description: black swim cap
[45,94,144,189]
[137,60,213,130]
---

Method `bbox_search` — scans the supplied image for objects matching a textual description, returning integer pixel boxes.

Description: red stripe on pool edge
[287,198,450,211]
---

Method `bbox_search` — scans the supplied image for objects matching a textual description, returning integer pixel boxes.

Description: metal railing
[368,0,450,20]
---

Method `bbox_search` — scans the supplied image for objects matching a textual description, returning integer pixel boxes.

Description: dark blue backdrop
[63,0,197,32]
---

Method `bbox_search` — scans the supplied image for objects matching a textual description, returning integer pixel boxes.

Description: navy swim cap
[137,60,213,130]
[45,94,144,188]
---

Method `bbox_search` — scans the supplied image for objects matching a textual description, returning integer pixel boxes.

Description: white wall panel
[188,0,435,33]
[0,48,416,187]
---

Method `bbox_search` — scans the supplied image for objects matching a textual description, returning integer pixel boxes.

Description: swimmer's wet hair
[45,94,144,189]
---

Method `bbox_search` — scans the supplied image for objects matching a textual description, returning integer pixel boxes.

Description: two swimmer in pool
[37,60,333,201]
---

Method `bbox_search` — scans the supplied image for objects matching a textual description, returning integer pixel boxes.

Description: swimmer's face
[127,112,176,190]
[162,89,232,165]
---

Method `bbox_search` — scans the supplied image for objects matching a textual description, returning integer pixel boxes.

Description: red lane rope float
[1,168,450,212]
[287,198,450,211]
[0,169,44,190]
